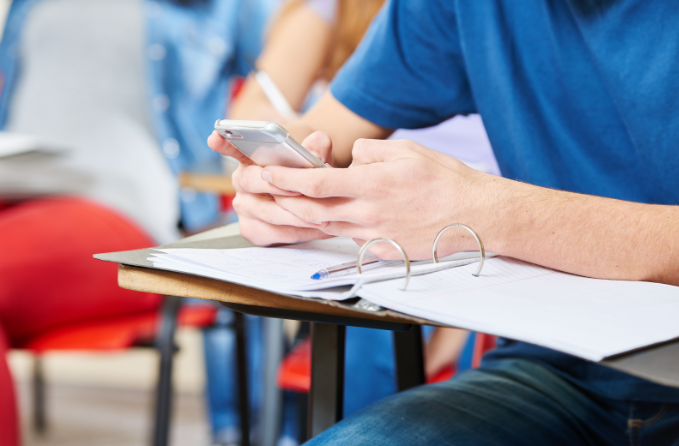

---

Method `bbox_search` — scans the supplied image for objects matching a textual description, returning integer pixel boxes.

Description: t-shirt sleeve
[330,0,475,129]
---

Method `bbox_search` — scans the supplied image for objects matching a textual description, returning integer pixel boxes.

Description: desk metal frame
[220,301,426,438]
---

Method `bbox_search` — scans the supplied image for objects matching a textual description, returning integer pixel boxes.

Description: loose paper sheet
[357,257,679,361]
[148,237,483,299]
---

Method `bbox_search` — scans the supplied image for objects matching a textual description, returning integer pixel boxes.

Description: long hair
[272,0,386,80]
[327,0,385,79]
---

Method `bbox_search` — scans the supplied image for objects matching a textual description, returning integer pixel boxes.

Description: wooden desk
[101,227,679,439]
[179,172,235,195]
[118,263,432,438]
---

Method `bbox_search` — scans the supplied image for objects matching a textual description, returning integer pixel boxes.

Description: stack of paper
[149,237,483,300]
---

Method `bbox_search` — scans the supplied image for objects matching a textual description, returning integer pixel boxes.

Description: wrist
[474,174,525,257]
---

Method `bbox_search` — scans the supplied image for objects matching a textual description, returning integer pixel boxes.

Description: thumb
[207,131,254,166]
[301,131,334,166]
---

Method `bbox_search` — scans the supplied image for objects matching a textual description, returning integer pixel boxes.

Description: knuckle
[239,220,264,244]
[231,169,245,192]
[322,222,343,237]
[240,169,256,192]
[305,180,325,197]
[233,192,268,220]
[298,206,318,224]
[260,201,278,225]
[232,194,255,218]
[352,139,369,159]
[232,194,244,212]
[361,208,381,226]
[241,220,280,247]
[232,192,254,213]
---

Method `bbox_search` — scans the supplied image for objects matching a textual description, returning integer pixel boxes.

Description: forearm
[229,75,288,123]
[231,2,334,123]
[288,91,392,167]
[484,177,679,286]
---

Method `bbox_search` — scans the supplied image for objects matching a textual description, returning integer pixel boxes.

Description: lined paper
[357,257,679,361]
[148,237,483,299]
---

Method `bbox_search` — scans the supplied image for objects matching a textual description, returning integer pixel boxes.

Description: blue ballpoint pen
[311,258,398,280]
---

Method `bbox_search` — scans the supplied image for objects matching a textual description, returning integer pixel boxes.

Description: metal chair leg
[261,318,284,446]
[32,355,47,434]
[297,390,309,444]
[393,325,425,391]
[152,295,182,446]
[234,312,251,446]
[308,323,345,438]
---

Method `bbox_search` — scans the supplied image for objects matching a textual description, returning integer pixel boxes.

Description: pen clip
[432,224,485,277]
[357,237,411,291]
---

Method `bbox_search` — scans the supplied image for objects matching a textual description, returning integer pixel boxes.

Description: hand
[207,130,335,245]
[263,137,509,259]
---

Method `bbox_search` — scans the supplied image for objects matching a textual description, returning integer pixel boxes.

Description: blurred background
[0,0,499,445]
[9,329,210,445]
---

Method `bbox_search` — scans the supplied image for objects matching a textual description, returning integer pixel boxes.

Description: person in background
[228,0,496,428]
[0,0,277,444]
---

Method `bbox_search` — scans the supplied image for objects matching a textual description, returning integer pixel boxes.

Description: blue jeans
[280,326,449,442]
[306,359,679,445]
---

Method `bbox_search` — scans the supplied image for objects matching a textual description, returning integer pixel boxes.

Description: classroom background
[0,0,500,445]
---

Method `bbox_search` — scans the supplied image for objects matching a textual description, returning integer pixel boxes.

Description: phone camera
[221,129,243,139]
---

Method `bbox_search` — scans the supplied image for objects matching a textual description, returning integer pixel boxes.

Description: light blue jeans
[306,359,679,446]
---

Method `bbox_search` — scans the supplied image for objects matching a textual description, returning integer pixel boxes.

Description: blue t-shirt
[331,0,679,402]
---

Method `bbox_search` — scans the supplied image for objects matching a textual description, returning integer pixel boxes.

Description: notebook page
[147,237,485,298]
[149,237,360,294]
[357,257,679,361]
[149,254,359,300]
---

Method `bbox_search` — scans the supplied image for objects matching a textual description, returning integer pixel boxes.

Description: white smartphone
[214,119,328,168]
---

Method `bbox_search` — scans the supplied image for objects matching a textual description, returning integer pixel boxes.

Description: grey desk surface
[96,224,679,389]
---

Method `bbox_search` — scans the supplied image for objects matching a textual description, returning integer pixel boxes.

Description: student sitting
[209,0,679,444]
[225,0,493,432]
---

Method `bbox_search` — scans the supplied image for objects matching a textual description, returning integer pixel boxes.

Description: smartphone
[214,119,328,168]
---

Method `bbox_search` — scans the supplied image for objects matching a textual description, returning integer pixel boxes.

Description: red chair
[471,332,497,369]
[15,298,217,446]
[277,331,497,394]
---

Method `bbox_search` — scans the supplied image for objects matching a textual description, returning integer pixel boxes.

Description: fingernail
[261,171,272,183]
